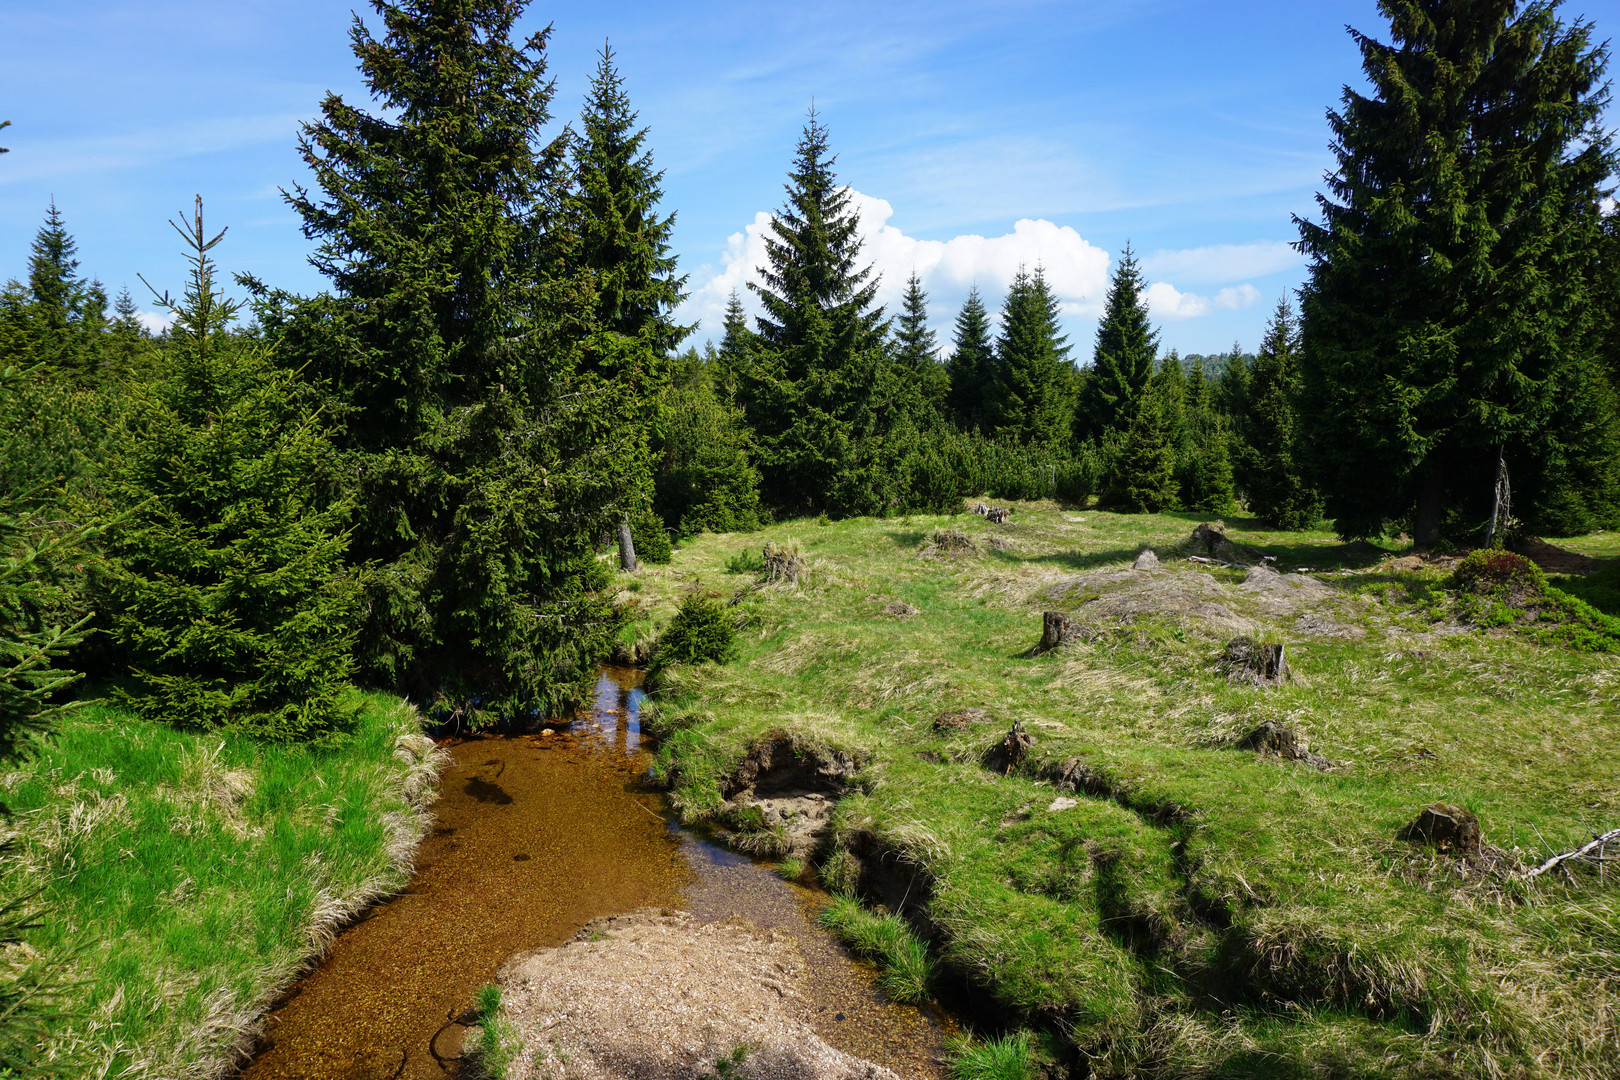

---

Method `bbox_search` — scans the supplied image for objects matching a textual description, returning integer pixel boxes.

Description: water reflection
[241,665,951,1080]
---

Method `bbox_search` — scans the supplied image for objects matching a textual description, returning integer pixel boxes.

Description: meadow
[629,503,1620,1079]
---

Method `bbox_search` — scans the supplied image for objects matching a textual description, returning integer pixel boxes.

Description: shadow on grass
[884,529,931,548]
[985,546,1147,571]
[1550,561,1620,618]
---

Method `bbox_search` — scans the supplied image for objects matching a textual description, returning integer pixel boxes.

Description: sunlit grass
[640,501,1620,1077]
[6,693,438,1080]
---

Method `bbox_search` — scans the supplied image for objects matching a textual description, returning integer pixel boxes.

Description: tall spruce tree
[1078,243,1158,440]
[572,42,688,354]
[253,0,637,718]
[1236,300,1320,528]
[1296,0,1615,545]
[742,110,900,515]
[987,265,1071,445]
[1176,357,1238,514]
[945,285,994,430]
[892,271,948,409]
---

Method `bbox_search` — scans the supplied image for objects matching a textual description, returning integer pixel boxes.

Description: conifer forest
[3,1,1620,1078]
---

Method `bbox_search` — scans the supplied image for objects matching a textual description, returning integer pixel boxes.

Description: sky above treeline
[3,0,1619,357]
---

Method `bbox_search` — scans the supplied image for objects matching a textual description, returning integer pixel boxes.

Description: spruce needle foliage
[1296,0,1616,544]
[987,265,1072,446]
[252,0,641,719]
[1077,243,1158,442]
[892,271,949,410]
[742,109,906,517]
[99,200,360,740]
[945,286,995,432]
[1235,300,1321,528]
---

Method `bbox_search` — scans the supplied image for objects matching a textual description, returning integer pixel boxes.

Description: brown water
[242,667,953,1080]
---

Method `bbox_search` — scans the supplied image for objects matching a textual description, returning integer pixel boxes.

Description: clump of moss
[1451,548,1620,649]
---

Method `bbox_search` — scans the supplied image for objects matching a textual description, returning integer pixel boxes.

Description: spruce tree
[1101,375,1179,513]
[653,351,762,536]
[1078,244,1158,440]
[742,110,900,515]
[252,0,635,718]
[1296,0,1614,545]
[1176,357,1239,514]
[892,271,948,409]
[100,201,361,740]
[945,285,994,430]
[1235,300,1320,528]
[25,203,103,381]
[572,42,688,353]
[712,289,753,397]
[987,265,1072,445]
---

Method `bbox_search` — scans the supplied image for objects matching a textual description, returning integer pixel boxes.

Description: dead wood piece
[971,502,991,516]
[1220,635,1289,684]
[761,541,805,583]
[1523,827,1620,881]
[986,507,1011,524]
[1397,803,1482,855]
[982,720,1033,775]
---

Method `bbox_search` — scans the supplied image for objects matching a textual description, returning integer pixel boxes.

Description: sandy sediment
[493,908,902,1080]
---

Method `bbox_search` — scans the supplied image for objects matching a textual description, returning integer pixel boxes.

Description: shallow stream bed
[241,667,953,1079]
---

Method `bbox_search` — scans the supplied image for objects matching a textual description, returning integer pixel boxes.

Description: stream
[241,666,955,1079]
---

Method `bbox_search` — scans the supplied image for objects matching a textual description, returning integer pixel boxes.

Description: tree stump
[1220,636,1288,684]
[617,512,637,572]
[1397,803,1481,855]
[983,720,1033,775]
[1039,611,1074,652]
[986,507,1010,524]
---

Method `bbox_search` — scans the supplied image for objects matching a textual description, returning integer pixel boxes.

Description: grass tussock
[816,895,935,1003]
[4,694,441,1080]
[635,502,1620,1077]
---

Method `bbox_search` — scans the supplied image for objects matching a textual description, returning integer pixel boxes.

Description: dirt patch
[881,601,920,619]
[720,733,864,857]
[1511,535,1602,576]
[492,909,901,1080]
[931,707,989,732]
[920,529,975,558]
[1045,568,1255,640]
[1237,565,1367,639]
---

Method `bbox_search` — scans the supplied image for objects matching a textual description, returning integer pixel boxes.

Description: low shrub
[656,594,735,667]
[1450,548,1620,650]
[630,508,673,565]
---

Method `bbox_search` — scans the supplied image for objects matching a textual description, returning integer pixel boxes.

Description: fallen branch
[1185,555,1244,569]
[1523,827,1620,882]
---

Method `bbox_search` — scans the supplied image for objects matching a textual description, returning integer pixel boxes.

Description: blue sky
[4,0,1618,357]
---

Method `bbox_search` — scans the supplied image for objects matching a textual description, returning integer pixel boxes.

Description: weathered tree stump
[1220,635,1288,684]
[1133,548,1159,570]
[986,507,1011,524]
[972,502,991,516]
[1038,611,1075,652]
[983,720,1033,775]
[1397,803,1481,855]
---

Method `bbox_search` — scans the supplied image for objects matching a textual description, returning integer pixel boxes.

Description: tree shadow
[983,546,1147,571]
[884,529,930,548]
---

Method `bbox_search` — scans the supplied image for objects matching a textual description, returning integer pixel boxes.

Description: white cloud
[1139,241,1301,286]
[679,187,1277,346]
[678,187,1112,340]
[1144,282,1261,321]
[135,309,173,335]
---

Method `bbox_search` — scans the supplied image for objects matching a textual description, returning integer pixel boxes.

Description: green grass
[947,1032,1035,1080]
[816,895,935,1003]
[4,693,439,1080]
[463,983,520,1080]
[630,502,1620,1079]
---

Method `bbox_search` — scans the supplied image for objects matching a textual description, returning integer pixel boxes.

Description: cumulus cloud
[135,309,174,335]
[678,187,1111,341]
[1143,282,1261,321]
[678,187,1275,346]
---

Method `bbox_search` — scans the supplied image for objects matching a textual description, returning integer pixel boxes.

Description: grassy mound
[5,694,439,1079]
[629,503,1620,1078]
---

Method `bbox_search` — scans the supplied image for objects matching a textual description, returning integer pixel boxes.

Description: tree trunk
[617,512,637,572]
[1413,460,1444,550]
